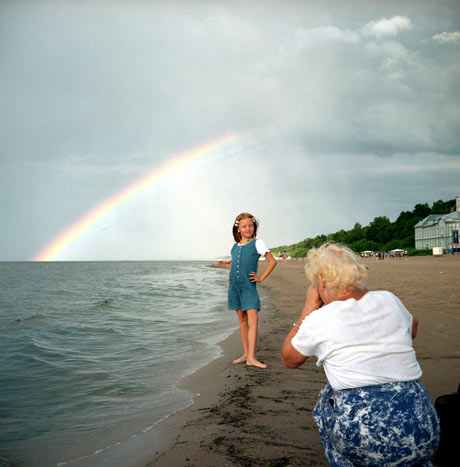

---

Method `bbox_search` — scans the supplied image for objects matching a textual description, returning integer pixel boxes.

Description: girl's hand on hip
[249,271,260,283]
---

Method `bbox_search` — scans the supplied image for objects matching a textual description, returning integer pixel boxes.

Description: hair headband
[234,217,257,227]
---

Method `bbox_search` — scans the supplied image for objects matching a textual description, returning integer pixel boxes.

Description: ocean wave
[30,354,69,369]
[56,288,80,296]
[9,313,47,326]
[0,261,232,466]
[93,298,116,308]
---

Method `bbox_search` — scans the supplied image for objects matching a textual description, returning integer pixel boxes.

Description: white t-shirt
[236,239,269,256]
[255,239,269,256]
[291,291,422,391]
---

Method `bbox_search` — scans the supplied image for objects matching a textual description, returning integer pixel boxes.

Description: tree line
[272,198,456,258]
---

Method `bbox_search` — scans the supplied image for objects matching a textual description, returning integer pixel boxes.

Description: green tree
[291,246,308,257]
[312,234,327,247]
[349,239,378,252]
[413,203,431,219]
[366,216,393,245]
[431,199,448,214]
[393,210,417,242]
[431,198,456,214]
[270,197,454,256]
[331,229,349,244]
[348,223,364,243]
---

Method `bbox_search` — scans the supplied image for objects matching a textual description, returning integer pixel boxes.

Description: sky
[1,0,459,261]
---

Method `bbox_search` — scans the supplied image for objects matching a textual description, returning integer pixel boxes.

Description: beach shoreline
[143,256,460,467]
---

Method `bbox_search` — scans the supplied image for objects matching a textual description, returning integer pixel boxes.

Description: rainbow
[34,131,250,261]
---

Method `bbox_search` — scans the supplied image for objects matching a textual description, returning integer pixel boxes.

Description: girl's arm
[249,251,277,283]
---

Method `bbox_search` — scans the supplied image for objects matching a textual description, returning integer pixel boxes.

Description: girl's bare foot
[246,359,267,369]
[232,355,247,364]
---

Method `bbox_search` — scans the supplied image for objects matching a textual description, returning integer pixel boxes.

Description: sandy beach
[144,256,460,467]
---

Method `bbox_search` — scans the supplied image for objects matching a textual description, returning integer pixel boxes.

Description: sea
[0,261,236,467]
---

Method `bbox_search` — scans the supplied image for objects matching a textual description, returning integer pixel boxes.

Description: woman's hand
[306,283,323,308]
[300,284,323,319]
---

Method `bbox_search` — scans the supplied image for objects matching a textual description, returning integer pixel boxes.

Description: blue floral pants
[312,381,440,466]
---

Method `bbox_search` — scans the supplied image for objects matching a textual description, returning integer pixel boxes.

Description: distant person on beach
[228,212,277,368]
[282,243,440,466]
[282,251,288,262]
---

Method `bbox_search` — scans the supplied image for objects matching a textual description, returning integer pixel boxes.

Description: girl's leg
[246,309,267,368]
[233,309,248,364]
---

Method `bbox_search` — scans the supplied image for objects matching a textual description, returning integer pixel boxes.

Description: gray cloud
[1,0,459,260]
[361,16,414,39]
[433,31,460,43]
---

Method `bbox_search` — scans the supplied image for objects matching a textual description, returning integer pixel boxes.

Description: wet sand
[144,256,460,467]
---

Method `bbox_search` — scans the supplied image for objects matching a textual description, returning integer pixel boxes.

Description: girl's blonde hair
[305,243,367,296]
[232,213,258,242]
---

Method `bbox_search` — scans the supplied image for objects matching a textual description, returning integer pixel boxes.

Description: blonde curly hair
[305,243,367,296]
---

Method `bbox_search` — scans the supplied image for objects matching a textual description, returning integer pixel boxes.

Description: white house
[414,196,460,252]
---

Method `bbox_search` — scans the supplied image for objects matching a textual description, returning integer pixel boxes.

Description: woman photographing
[282,243,440,466]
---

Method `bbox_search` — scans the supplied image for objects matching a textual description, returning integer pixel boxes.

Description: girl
[228,213,277,368]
